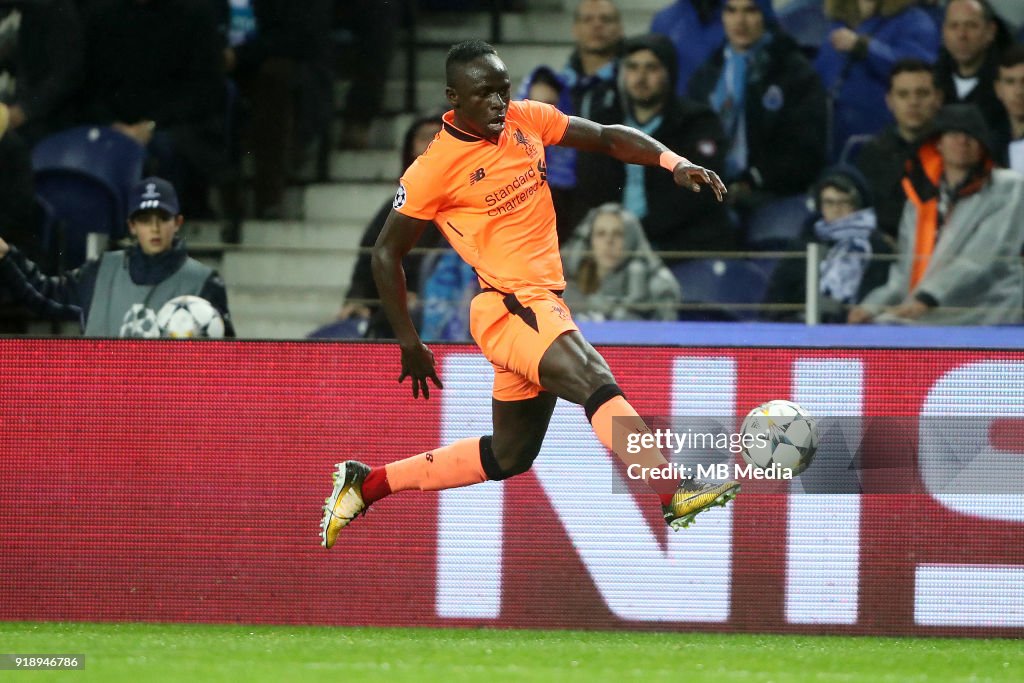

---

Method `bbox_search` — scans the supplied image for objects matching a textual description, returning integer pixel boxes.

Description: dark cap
[128,176,180,218]
[931,104,993,155]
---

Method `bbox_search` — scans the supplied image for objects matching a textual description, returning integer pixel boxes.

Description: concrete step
[227,285,342,322]
[241,219,367,250]
[304,183,395,222]
[220,249,358,289]
[335,79,447,117]
[417,9,654,45]
[331,149,400,183]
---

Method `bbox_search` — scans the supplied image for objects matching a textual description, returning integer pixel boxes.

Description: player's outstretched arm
[372,209,444,399]
[559,116,727,201]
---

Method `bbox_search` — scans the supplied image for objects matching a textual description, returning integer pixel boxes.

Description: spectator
[562,203,682,321]
[561,0,624,118]
[993,44,1024,171]
[577,34,734,254]
[935,0,1012,133]
[419,247,477,342]
[337,114,444,338]
[78,0,229,217]
[855,59,943,239]
[650,0,724,95]
[763,165,892,322]
[336,0,400,150]
[689,0,828,213]
[219,0,333,219]
[0,176,235,336]
[849,104,1024,325]
[517,66,581,242]
[814,0,939,162]
[0,102,36,263]
[0,0,84,146]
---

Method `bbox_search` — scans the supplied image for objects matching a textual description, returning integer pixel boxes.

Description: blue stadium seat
[31,126,146,267]
[742,194,811,249]
[670,258,771,321]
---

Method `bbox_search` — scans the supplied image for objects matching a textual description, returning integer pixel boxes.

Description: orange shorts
[469,286,579,401]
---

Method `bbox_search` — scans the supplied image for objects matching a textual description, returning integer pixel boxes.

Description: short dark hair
[1000,43,1024,71]
[446,40,498,86]
[887,58,938,91]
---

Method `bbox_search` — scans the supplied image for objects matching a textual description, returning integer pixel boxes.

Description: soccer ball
[156,295,225,338]
[740,400,819,475]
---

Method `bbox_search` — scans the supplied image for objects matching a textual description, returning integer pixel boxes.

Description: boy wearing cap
[0,176,234,337]
[849,104,1024,325]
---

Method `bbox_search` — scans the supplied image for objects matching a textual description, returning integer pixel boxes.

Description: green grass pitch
[1,622,1022,682]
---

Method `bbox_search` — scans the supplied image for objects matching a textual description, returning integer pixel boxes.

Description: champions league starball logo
[393,183,407,209]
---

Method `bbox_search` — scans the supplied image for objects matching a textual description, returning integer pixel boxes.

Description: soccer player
[321,40,738,549]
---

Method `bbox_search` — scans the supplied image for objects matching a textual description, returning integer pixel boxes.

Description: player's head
[885,59,942,137]
[446,40,511,142]
[126,176,183,255]
[723,0,775,52]
[995,44,1024,122]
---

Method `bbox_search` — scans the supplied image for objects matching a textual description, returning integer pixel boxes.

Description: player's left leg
[538,330,740,529]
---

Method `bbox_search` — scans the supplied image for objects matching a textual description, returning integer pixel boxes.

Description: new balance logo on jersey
[469,168,486,185]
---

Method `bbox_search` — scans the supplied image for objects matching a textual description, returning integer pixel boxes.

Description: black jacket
[688,31,827,196]
[935,47,1009,136]
[854,125,919,240]
[576,84,736,252]
[214,0,333,73]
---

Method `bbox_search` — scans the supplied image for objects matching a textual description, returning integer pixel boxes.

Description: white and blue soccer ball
[740,399,819,475]
[156,295,225,339]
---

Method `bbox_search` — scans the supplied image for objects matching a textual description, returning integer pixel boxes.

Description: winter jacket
[0,237,234,335]
[689,30,827,197]
[814,0,939,161]
[860,152,1024,325]
[854,124,923,240]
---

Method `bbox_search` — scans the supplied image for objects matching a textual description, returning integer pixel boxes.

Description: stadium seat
[670,258,771,321]
[742,194,811,249]
[31,126,145,268]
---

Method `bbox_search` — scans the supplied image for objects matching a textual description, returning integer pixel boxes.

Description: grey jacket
[860,168,1024,325]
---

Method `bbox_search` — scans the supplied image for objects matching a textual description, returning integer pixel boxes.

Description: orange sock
[384,437,488,494]
[590,395,676,504]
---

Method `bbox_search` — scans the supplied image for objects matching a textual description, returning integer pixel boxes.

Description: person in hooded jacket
[562,202,682,321]
[813,0,939,162]
[763,164,893,322]
[849,104,1024,325]
[576,33,735,255]
[689,0,828,213]
[0,176,234,337]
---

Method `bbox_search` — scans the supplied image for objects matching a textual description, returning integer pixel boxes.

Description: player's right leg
[320,392,556,549]
[538,330,740,529]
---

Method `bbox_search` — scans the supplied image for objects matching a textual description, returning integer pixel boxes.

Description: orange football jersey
[394,99,570,292]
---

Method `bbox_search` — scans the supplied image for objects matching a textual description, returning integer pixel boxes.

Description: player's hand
[398,341,443,399]
[673,163,727,202]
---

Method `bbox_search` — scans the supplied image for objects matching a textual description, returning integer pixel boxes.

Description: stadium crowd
[1,0,1024,336]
